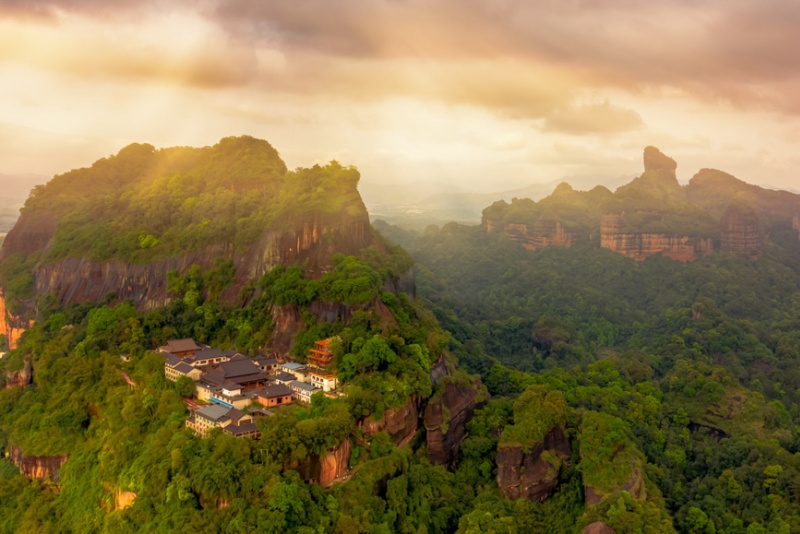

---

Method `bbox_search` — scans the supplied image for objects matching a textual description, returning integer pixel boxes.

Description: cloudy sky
[2,0,800,192]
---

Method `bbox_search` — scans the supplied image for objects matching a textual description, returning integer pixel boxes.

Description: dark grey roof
[215,359,263,379]
[164,353,182,367]
[223,421,259,436]
[290,381,318,392]
[161,338,200,353]
[226,408,246,422]
[262,384,292,398]
[194,348,237,361]
[174,362,195,374]
[195,404,230,421]
[252,356,278,366]
[274,372,295,382]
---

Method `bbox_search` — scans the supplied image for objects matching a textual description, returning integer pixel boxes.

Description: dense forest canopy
[15,136,363,264]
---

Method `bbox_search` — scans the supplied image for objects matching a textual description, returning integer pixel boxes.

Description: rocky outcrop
[9,445,68,483]
[600,214,713,262]
[583,522,616,534]
[493,220,577,251]
[288,438,351,488]
[585,465,646,506]
[0,289,29,350]
[360,396,419,446]
[496,425,571,502]
[23,210,371,312]
[270,298,399,355]
[4,354,33,388]
[425,379,482,467]
[643,146,677,173]
[720,207,762,259]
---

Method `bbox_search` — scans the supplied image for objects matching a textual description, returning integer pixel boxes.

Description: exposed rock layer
[600,214,713,262]
[289,438,352,488]
[360,396,419,446]
[9,445,68,483]
[720,209,762,259]
[0,289,29,350]
[583,522,616,534]
[486,220,576,251]
[425,379,482,467]
[496,425,571,502]
[4,354,32,388]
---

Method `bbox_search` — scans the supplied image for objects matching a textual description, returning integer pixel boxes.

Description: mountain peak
[643,146,677,174]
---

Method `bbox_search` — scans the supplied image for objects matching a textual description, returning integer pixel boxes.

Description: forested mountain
[2,140,799,533]
[381,148,800,532]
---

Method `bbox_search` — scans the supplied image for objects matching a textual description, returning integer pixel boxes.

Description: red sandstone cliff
[424,379,483,467]
[4,354,33,388]
[720,207,762,259]
[0,289,30,350]
[600,214,714,262]
[583,522,616,534]
[486,219,577,251]
[496,425,571,502]
[584,465,646,506]
[289,438,352,487]
[9,445,68,483]
[15,210,371,312]
[360,396,420,446]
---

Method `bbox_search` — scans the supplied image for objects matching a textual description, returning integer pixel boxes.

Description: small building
[158,338,204,358]
[288,380,320,404]
[185,348,238,370]
[281,362,308,382]
[308,338,335,368]
[252,356,280,375]
[186,405,260,439]
[164,353,203,382]
[309,369,339,392]
[204,358,268,391]
[256,383,293,408]
[274,372,296,386]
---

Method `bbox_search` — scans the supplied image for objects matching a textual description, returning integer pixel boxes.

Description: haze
[2,0,800,193]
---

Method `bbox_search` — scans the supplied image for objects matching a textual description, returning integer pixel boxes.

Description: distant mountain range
[359,174,632,229]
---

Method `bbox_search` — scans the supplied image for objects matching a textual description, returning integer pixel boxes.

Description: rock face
[14,210,371,311]
[0,289,29,350]
[360,396,419,446]
[425,379,482,467]
[583,522,616,534]
[486,220,576,251]
[600,214,713,262]
[289,438,351,488]
[9,445,68,483]
[270,298,398,355]
[4,354,33,388]
[720,207,762,259]
[643,146,677,173]
[496,425,571,502]
[584,465,646,506]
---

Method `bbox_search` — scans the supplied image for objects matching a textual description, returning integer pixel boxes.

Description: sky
[2,0,800,193]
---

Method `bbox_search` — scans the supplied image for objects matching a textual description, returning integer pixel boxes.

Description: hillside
[0,137,373,346]
[483,147,800,262]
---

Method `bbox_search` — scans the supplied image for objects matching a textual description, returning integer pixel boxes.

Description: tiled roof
[262,384,292,398]
[164,353,182,367]
[274,372,296,382]
[289,380,318,392]
[282,362,306,370]
[194,348,237,361]
[161,338,200,353]
[173,362,195,374]
[195,404,230,421]
[216,359,263,379]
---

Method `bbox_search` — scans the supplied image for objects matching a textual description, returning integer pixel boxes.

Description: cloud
[543,103,643,135]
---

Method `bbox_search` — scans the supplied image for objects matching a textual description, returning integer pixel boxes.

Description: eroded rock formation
[360,396,419,446]
[584,465,646,506]
[9,445,68,483]
[0,289,29,350]
[16,210,371,311]
[4,354,33,389]
[288,438,352,488]
[720,207,762,259]
[487,220,577,251]
[496,425,571,502]
[425,379,483,467]
[600,214,713,262]
[583,522,616,534]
